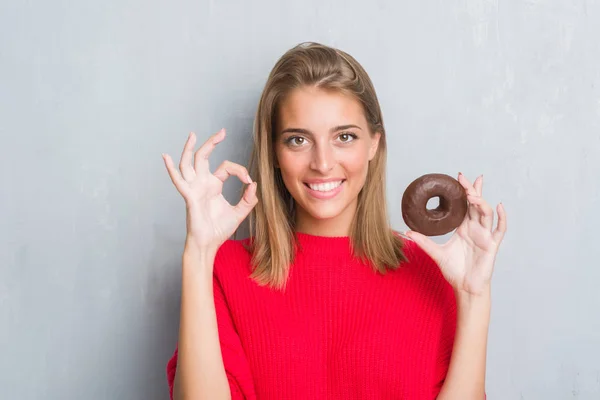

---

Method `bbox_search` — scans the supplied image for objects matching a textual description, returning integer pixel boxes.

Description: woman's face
[274,86,381,236]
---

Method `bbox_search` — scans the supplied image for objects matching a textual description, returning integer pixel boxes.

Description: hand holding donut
[403,173,507,295]
[162,129,258,252]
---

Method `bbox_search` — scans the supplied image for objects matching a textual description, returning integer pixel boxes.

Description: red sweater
[166,232,457,399]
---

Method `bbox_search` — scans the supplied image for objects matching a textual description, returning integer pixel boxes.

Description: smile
[305,180,344,192]
[303,180,345,200]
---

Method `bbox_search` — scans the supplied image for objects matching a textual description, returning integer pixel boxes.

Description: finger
[213,160,252,184]
[492,202,507,244]
[162,153,188,195]
[466,193,494,230]
[404,230,441,264]
[473,174,483,197]
[458,172,478,197]
[194,128,226,173]
[179,132,197,181]
[233,182,258,221]
[459,173,478,220]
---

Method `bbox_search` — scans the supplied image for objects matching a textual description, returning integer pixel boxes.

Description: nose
[310,141,335,174]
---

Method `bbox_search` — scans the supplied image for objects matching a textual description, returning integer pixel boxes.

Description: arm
[167,240,257,400]
[172,241,231,400]
[405,173,506,400]
[161,128,259,400]
[436,288,490,400]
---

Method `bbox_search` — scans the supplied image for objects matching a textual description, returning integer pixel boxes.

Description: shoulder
[213,237,254,280]
[215,237,252,260]
[398,234,456,307]
[398,233,440,277]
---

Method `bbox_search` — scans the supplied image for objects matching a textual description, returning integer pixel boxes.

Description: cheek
[277,150,305,182]
[341,148,371,177]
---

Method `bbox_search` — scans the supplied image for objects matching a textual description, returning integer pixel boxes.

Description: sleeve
[166,274,256,400]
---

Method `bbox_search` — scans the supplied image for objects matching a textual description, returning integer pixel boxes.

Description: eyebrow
[280,124,362,135]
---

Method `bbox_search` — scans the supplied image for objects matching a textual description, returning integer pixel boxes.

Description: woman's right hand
[162,128,258,252]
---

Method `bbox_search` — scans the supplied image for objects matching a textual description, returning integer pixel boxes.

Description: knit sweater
[166,232,458,399]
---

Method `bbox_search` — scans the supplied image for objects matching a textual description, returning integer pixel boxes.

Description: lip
[303,180,345,200]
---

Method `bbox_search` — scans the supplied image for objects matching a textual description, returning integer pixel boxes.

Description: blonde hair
[238,42,407,289]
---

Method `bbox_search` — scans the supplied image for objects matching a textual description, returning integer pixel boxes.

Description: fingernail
[247,175,253,184]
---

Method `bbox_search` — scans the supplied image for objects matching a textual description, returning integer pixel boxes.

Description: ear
[368,132,381,161]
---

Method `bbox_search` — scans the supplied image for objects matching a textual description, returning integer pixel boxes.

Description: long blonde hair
[238,42,407,289]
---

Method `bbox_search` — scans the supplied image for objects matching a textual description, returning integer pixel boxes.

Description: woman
[162,42,506,399]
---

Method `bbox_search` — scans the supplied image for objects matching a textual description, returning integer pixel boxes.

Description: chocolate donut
[401,173,468,236]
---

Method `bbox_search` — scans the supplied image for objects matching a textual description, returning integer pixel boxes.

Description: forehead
[277,87,367,129]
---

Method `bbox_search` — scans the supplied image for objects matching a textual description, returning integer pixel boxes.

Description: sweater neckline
[295,231,350,241]
[294,231,352,256]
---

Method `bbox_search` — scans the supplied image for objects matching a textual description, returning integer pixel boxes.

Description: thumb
[233,182,258,221]
[405,230,441,264]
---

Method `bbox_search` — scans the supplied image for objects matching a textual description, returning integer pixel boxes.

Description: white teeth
[307,181,343,192]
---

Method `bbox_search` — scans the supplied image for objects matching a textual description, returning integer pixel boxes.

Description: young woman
[162,42,506,400]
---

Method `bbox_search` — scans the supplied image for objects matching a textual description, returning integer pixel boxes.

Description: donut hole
[426,196,440,210]
[426,195,451,220]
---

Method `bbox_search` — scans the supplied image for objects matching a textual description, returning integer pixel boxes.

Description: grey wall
[1,0,599,399]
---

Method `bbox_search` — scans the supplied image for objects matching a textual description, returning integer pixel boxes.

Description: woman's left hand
[405,173,507,296]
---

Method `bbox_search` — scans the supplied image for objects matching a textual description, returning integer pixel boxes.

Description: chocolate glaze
[401,173,468,236]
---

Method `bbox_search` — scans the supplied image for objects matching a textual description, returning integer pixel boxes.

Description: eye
[285,136,306,147]
[338,132,358,143]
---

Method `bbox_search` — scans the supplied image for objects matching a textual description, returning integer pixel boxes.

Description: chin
[305,208,342,220]
[299,200,349,221]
